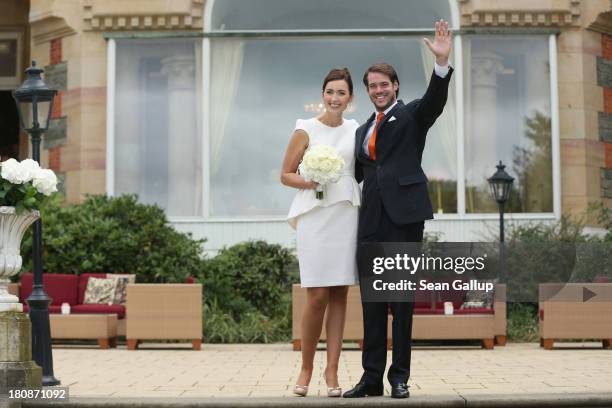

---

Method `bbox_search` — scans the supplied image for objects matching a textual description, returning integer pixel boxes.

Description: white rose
[32,168,58,196]
[1,158,30,184]
[20,159,41,183]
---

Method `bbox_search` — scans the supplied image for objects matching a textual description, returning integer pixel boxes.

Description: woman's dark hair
[363,62,400,97]
[322,67,354,95]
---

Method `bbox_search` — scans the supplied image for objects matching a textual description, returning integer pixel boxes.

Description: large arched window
[109,0,558,223]
[204,0,459,217]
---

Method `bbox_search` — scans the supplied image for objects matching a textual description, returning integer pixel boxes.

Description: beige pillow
[83,277,117,305]
[106,274,136,305]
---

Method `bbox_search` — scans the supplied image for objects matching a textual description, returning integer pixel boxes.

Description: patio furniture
[539,283,612,350]
[49,314,118,349]
[12,273,128,336]
[292,282,506,350]
[126,284,203,350]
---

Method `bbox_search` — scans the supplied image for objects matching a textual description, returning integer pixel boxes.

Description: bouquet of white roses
[0,158,58,213]
[298,144,345,200]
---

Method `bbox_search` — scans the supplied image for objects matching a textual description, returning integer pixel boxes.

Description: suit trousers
[358,201,424,386]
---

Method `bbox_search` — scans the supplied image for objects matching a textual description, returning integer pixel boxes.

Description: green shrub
[201,240,298,319]
[20,194,206,283]
[590,202,612,242]
[200,241,297,343]
[203,298,291,343]
[500,215,604,302]
[506,302,539,342]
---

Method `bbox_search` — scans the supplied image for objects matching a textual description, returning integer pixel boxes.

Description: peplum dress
[287,117,361,287]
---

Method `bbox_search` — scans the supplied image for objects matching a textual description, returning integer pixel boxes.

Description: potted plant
[0,158,57,311]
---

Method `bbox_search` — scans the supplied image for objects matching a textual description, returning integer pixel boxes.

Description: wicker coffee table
[49,314,118,349]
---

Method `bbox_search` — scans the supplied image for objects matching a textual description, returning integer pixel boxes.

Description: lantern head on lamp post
[13,61,57,162]
[12,60,59,386]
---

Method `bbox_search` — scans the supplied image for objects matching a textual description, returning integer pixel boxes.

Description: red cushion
[19,273,33,304]
[22,305,62,314]
[454,307,494,315]
[71,304,126,319]
[77,273,107,304]
[414,307,443,314]
[19,273,78,306]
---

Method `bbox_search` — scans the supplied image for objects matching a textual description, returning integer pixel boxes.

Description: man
[343,20,453,399]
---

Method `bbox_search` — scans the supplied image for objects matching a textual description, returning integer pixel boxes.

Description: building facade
[0,0,611,252]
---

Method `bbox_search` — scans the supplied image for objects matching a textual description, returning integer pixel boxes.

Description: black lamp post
[488,161,514,286]
[487,161,514,243]
[12,61,60,386]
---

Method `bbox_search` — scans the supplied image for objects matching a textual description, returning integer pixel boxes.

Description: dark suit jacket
[355,68,454,238]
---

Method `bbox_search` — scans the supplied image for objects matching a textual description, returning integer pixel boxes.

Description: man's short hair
[363,62,400,97]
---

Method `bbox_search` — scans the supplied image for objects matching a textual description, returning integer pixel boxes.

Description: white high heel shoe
[293,384,308,397]
[324,373,342,398]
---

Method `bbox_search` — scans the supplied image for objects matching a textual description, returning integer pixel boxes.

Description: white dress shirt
[362,62,450,157]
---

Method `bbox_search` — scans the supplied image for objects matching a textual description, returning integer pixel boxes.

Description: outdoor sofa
[539,283,612,350]
[292,280,506,350]
[9,273,203,350]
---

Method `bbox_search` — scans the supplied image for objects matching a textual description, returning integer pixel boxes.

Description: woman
[281,68,361,397]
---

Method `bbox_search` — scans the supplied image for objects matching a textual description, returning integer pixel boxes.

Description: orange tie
[368,112,385,160]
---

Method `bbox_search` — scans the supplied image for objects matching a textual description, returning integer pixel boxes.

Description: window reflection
[114,40,203,217]
[209,37,457,216]
[464,36,553,213]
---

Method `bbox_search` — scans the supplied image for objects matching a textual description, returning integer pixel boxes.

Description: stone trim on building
[44,117,67,150]
[600,112,612,143]
[600,34,612,201]
[598,56,612,88]
[82,0,204,31]
[602,168,612,198]
[44,62,67,90]
[44,49,67,152]
[459,0,582,27]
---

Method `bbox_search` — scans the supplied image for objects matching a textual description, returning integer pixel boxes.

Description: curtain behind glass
[464,36,553,213]
[115,39,202,217]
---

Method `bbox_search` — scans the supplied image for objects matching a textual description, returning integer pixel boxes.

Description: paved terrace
[9,342,612,407]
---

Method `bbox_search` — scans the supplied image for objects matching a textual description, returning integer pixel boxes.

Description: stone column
[161,55,198,217]
[467,51,504,187]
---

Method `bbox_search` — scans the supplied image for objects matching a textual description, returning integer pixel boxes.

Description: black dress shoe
[342,381,384,398]
[390,382,410,398]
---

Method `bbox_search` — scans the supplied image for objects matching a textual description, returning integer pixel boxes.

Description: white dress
[287,117,361,287]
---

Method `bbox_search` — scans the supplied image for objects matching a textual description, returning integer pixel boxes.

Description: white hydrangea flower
[1,158,30,184]
[32,168,58,196]
[20,159,41,183]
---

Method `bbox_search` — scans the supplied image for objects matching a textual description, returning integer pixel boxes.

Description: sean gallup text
[372,279,494,292]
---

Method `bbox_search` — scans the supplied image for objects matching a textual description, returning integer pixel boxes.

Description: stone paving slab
[4,342,612,406]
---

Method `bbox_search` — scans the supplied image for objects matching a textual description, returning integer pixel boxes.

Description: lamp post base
[27,292,60,387]
[0,311,43,394]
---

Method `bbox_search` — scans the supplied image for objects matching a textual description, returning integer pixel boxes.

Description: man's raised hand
[423,19,452,66]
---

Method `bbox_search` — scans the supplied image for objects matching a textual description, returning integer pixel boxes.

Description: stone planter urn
[0,206,39,312]
[0,206,42,393]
